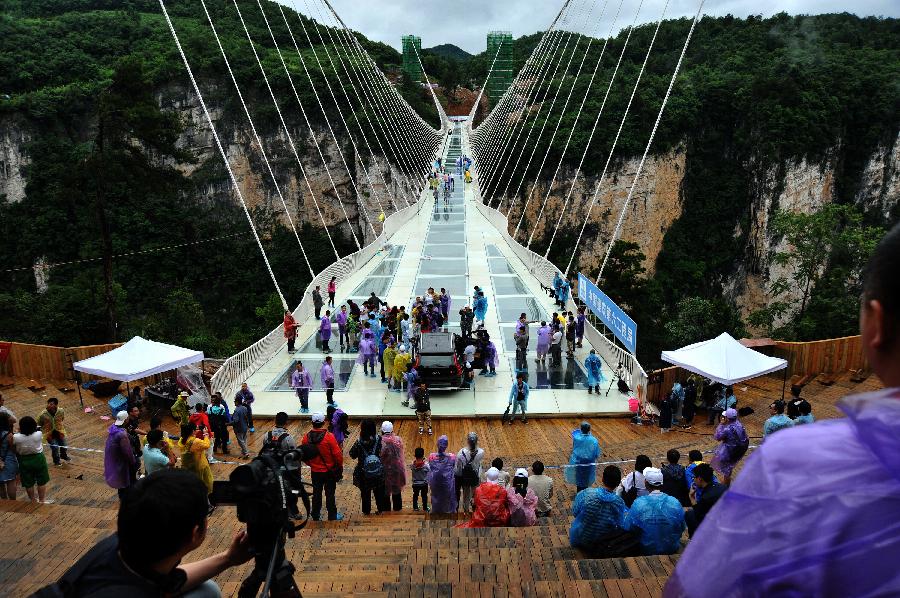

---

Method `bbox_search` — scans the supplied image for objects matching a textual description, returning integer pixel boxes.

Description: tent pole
[781,361,788,401]
[76,376,84,409]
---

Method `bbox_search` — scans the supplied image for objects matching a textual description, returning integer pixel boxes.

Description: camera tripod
[238,526,301,598]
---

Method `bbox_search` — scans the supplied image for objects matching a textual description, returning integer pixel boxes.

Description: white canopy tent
[74,336,204,382]
[660,332,787,386]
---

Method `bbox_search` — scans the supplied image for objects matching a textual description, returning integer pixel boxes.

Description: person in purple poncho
[439,288,451,320]
[535,321,551,364]
[326,405,348,448]
[357,325,377,377]
[320,310,332,353]
[665,223,900,598]
[479,338,499,377]
[709,408,749,486]
[320,356,335,407]
[427,435,458,513]
[336,305,349,352]
[575,307,586,348]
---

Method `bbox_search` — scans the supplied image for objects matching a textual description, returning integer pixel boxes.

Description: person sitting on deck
[565,422,601,493]
[624,467,685,555]
[794,399,815,425]
[684,463,726,538]
[528,461,554,517]
[661,449,691,507]
[507,469,539,527]
[763,399,794,440]
[456,467,510,528]
[665,223,900,598]
[570,465,632,555]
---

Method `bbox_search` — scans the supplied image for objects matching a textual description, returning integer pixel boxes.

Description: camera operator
[39,469,252,597]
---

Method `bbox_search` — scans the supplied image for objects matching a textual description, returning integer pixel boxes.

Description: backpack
[459,450,479,487]
[361,441,384,482]
[622,472,640,508]
[731,437,750,462]
[263,431,290,455]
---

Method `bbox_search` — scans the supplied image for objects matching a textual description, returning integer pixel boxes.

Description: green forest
[0,2,898,367]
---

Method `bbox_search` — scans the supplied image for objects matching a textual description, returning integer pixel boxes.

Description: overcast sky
[284,0,899,54]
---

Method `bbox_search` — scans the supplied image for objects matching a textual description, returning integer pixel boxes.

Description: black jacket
[692,482,727,524]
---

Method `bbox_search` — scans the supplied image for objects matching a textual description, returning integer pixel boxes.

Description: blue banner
[578,272,637,354]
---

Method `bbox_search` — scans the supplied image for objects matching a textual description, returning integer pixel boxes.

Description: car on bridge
[415,331,463,390]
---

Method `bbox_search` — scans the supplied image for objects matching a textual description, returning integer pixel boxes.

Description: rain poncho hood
[565,429,601,487]
[665,388,900,598]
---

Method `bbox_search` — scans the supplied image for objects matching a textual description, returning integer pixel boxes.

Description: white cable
[158,0,289,310]
[257,0,379,239]
[561,0,671,276]
[232,0,361,251]
[194,0,315,277]
[281,2,397,214]
[545,0,648,261]
[596,0,705,283]
[488,2,583,210]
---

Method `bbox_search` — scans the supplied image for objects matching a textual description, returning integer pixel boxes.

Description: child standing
[411,447,430,512]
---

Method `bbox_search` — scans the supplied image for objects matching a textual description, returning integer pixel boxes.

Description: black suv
[415,331,463,389]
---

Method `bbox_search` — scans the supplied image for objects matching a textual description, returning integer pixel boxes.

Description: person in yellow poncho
[383,340,397,390]
[393,345,412,394]
[465,170,472,184]
[178,422,212,494]
[171,392,190,427]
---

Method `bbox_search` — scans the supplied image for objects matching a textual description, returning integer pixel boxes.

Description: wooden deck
[0,371,883,596]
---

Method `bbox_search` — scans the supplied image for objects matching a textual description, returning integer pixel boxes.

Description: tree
[665,297,746,348]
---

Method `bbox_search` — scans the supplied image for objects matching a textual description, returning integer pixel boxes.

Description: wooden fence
[0,341,122,382]
[644,335,868,404]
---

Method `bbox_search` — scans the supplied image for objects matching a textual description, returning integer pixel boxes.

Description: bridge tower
[401,35,423,83]
[486,31,513,103]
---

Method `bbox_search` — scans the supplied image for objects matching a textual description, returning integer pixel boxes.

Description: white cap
[114,411,128,426]
[399,345,406,352]
[486,467,500,482]
[643,467,664,486]
[514,468,528,478]
[311,412,326,423]
[381,421,393,434]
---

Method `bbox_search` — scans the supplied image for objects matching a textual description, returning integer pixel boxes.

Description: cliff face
[503,134,900,320]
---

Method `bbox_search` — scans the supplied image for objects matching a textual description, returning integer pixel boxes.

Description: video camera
[210,444,317,598]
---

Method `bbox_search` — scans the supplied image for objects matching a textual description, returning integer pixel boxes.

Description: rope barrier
[231,0,361,252]
[597,0,705,284]
[158,0,289,311]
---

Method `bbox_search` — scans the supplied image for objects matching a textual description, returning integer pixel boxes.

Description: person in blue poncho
[584,350,604,394]
[565,422,601,492]
[570,465,629,554]
[507,375,529,424]
[473,291,488,328]
[624,467,686,555]
[552,272,563,300]
[557,279,570,309]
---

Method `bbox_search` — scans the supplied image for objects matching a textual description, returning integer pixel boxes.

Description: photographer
[40,469,252,596]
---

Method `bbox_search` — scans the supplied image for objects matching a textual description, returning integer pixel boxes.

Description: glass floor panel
[351,276,392,298]
[505,357,589,390]
[419,258,467,276]
[496,296,549,322]
[486,245,504,258]
[369,261,399,276]
[427,222,465,232]
[426,231,465,244]
[491,275,530,295]
[267,358,357,391]
[499,326,539,352]
[488,258,517,274]
[423,244,466,258]
[384,245,404,259]
[414,276,468,298]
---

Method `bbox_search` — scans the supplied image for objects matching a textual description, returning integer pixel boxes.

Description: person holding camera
[40,469,252,597]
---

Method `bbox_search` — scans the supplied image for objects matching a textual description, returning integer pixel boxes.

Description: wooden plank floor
[0,372,882,596]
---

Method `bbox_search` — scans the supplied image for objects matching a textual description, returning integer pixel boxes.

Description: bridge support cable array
[519,0,614,245]
[477,23,570,203]
[301,0,418,209]
[541,0,647,261]
[475,27,564,198]
[506,0,610,234]
[231,0,365,251]
[595,0,705,283]
[192,0,316,278]
[470,0,573,162]
[319,0,439,203]
[532,0,628,254]
[259,0,385,231]
[158,0,291,309]
[485,6,586,209]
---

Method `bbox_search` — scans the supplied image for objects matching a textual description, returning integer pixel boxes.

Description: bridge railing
[468,178,648,403]
[211,192,427,401]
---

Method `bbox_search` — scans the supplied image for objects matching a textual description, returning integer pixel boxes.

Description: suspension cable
[544,0,648,262]
[560,0,672,276]
[596,0,705,283]
[158,0,289,310]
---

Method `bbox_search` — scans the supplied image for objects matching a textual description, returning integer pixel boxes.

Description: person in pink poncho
[507,468,538,527]
[379,421,406,511]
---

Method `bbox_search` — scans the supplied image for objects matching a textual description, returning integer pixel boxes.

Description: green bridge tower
[401,35,423,83]
[486,31,513,103]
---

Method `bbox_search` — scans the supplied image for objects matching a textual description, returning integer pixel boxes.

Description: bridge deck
[244,125,630,418]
